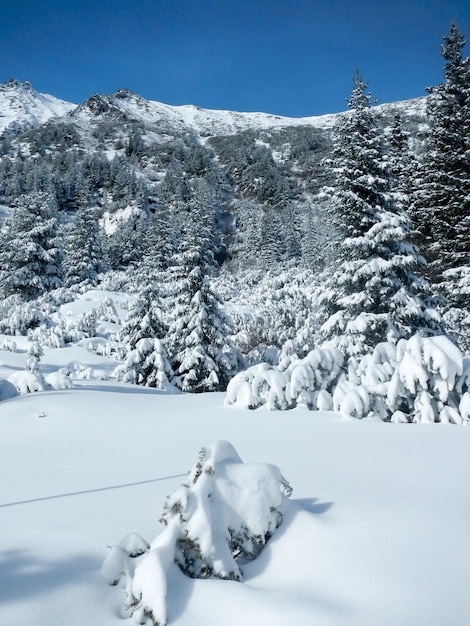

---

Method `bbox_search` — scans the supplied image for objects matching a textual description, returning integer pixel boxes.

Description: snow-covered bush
[103,441,292,626]
[226,334,469,424]
[225,347,343,411]
[0,297,46,335]
[8,370,50,394]
[76,308,98,338]
[0,338,17,352]
[387,335,466,423]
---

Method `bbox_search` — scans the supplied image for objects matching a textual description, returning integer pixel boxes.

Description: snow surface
[1,379,470,625]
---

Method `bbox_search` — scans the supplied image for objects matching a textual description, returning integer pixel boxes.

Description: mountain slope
[0,79,76,137]
[0,78,428,141]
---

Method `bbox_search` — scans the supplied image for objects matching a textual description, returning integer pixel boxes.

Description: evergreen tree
[116,278,173,388]
[0,191,63,300]
[411,23,470,279]
[120,282,167,352]
[319,72,441,358]
[141,199,175,275]
[167,179,235,392]
[386,113,418,205]
[64,201,103,287]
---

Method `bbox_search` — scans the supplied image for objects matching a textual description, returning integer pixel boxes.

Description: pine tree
[141,199,175,275]
[167,180,235,392]
[411,23,470,279]
[0,191,63,300]
[319,72,441,358]
[116,278,173,388]
[64,200,103,287]
[120,282,167,352]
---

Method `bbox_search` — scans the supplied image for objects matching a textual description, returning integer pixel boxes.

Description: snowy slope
[0,284,469,626]
[74,87,427,137]
[0,78,427,142]
[0,79,76,136]
[1,384,469,626]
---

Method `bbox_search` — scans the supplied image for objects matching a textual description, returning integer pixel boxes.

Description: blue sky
[1,0,469,116]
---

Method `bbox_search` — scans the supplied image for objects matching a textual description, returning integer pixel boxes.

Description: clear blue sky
[1,0,469,117]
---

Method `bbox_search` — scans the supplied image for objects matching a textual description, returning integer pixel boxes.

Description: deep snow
[1,381,470,626]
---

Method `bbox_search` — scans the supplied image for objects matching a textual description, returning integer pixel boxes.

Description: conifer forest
[0,24,469,423]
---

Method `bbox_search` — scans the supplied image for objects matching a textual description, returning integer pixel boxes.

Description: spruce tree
[167,180,235,392]
[411,23,470,280]
[64,201,103,287]
[120,282,167,352]
[319,72,441,358]
[0,191,63,300]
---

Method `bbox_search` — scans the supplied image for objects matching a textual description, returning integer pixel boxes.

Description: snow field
[1,384,470,625]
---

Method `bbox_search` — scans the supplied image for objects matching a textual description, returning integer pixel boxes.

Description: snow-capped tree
[113,337,173,389]
[0,191,63,300]
[141,199,175,275]
[115,277,174,388]
[411,23,470,280]
[167,180,235,392]
[64,203,103,286]
[318,72,442,358]
[120,281,167,353]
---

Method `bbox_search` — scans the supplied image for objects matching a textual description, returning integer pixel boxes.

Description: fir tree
[0,191,63,300]
[64,201,103,287]
[411,23,470,279]
[120,281,167,352]
[319,72,441,358]
[167,180,235,392]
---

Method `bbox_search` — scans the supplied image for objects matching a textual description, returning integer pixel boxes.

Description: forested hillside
[0,24,468,420]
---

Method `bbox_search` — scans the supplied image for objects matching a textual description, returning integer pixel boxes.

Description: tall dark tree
[167,179,235,392]
[319,72,441,358]
[64,200,103,287]
[411,23,470,280]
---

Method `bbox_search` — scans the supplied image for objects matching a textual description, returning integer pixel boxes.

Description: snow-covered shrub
[30,323,65,348]
[45,369,74,390]
[225,347,343,411]
[103,441,292,626]
[333,379,371,419]
[225,362,291,410]
[88,338,127,360]
[0,338,17,352]
[226,334,469,424]
[7,341,51,394]
[8,370,50,394]
[286,347,343,410]
[96,297,119,324]
[387,335,465,423]
[76,308,98,338]
[0,297,45,335]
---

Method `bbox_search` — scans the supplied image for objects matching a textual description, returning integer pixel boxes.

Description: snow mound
[0,378,18,400]
[104,441,292,625]
[7,370,50,394]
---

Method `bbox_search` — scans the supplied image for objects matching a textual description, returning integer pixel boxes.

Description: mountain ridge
[0,78,428,140]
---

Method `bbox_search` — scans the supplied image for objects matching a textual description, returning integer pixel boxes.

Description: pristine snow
[1,331,470,625]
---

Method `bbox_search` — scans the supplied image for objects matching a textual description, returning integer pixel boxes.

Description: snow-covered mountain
[0,78,427,141]
[0,79,76,137]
